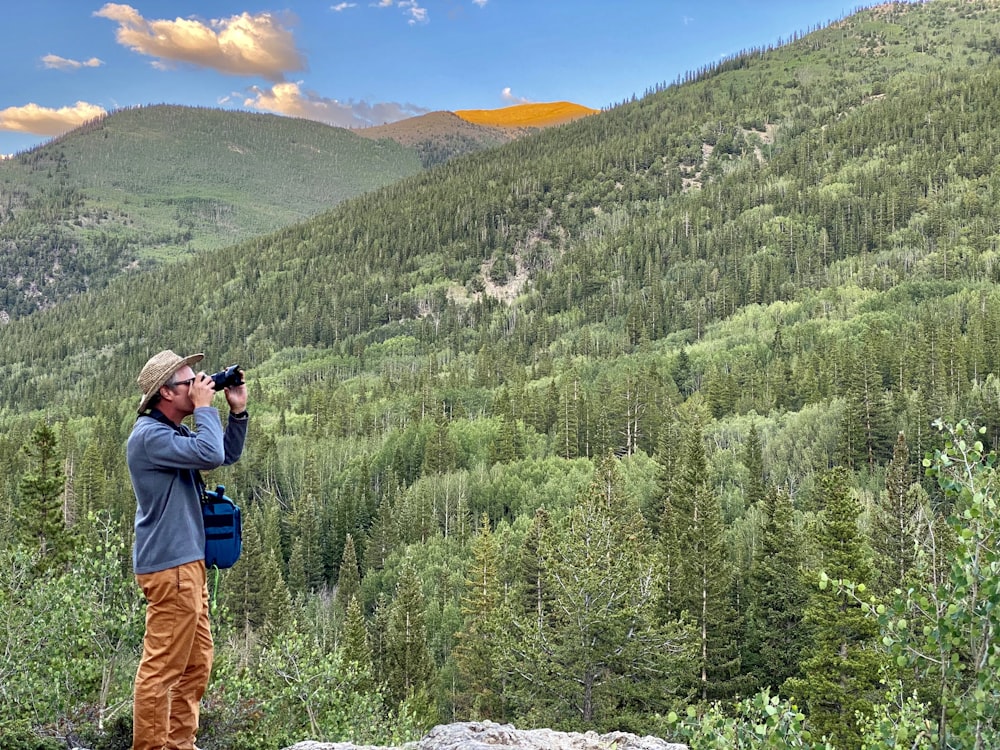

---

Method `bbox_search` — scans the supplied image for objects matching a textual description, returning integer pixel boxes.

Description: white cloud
[471,0,488,6]
[0,101,107,136]
[244,81,430,128]
[400,0,428,24]
[41,54,104,71]
[93,3,305,81]
[373,0,428,24]
[331,2,357,10]
[501,87,530,104]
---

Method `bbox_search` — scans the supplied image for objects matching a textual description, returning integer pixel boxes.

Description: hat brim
[136,352,205,414]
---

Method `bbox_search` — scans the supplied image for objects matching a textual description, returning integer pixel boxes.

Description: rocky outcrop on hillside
[282,720,688,750]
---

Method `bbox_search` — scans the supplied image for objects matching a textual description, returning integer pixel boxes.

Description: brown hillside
[455,101,598,128]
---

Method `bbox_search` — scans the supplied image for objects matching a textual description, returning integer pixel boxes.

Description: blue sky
[1,1,877,156]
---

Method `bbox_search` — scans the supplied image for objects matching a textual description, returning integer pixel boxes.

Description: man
[127,349,248,750]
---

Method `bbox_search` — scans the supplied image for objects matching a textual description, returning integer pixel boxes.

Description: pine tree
[422,403,457,475]
[656,414,740,700]
[838,332,892,471]
[383,559,435,706]
[871,431,926,595]
[259,544,292,637]
[225,512,295,639]
[491,412,519,465]
[453,514,504,719]
[18,421,72,573]
[742,423,766,508]
[784,467,883,748]
[290,467,325,593]
[341,595,375,692]
[742,486,809,693]
[286,538,307,598]
[75,439,107,522]
[556,375,581,459]
[501,453,691,727]
[224,510,267,630]
[335,533,361,612]
[517,507,550,631]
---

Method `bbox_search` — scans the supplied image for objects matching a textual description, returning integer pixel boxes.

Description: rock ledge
[283,720,688,750]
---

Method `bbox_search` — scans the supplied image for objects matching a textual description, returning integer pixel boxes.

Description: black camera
[209,364,244,391]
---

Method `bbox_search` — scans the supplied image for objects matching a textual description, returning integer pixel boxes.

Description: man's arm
[221,374,249,466]
[140,410,225,470]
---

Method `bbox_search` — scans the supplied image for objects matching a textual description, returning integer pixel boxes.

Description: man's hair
[146,379,176,410]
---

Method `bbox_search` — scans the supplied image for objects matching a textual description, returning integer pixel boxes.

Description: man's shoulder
[130,414,190,441]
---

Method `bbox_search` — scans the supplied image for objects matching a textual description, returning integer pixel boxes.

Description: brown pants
[133,560,213,750]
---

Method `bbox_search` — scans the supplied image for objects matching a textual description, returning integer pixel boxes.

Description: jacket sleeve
[222,413,248,466]
[140,407,226,470]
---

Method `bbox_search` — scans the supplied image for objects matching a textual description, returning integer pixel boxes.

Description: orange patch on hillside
[455,101,598,129]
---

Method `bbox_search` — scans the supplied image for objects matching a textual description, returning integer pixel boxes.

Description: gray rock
[282,720,687,750]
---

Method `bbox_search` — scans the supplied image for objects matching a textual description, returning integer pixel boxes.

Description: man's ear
[159,384,175,404]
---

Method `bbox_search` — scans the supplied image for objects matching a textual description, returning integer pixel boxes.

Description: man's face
[166,365,197,412]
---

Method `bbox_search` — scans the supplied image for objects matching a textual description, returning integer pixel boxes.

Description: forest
[4,1,1000,748]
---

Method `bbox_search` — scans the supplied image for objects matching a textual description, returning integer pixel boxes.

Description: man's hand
[189,372,217,409]
[225,369,248,414]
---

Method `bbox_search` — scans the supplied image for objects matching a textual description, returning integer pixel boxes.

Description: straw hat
[136,350,204,414]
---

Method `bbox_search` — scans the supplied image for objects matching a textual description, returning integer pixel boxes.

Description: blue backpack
[201,484,242,569]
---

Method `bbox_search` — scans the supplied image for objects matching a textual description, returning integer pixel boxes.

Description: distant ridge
[455,101,599,128]
[356,111,514,147]
[356,103,598,167]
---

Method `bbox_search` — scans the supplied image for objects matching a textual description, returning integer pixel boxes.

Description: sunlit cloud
[244,81,430,128]
[331,2,357,10]
[93,3,306,81]
[501,87,530,104]
[42,54,104,71]
[0,101,106,136]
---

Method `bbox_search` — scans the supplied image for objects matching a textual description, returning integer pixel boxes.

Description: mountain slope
[356,103,600,168]
[0,105,423,317]
[8,2,1000,737]
[355,111,521,167]
[455,101,599,128]
[1,0,999,449]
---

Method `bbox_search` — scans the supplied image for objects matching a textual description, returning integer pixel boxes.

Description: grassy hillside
[7,1,1000,744]
[0,105,423,316]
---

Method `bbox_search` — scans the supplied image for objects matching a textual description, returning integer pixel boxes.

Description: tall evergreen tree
[341,595,376,693]
[871,431,926,595]
[75,439,107,522]
[785,467,883,748]
[838,332,892,471]
[518,507,551,631]
[453,514,504,719]
[422,403,457,475]
[556,375,582,459]
[335,533,361,612]
[17,421,72,573]
[365,482,401,574]
[742,486,809,693]
[383,559,435,707]
[656,413,740,700]
[500,453,691,728]
[742,423,766,508]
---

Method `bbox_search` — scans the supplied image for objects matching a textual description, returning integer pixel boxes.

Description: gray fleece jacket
[127,406,247,574]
